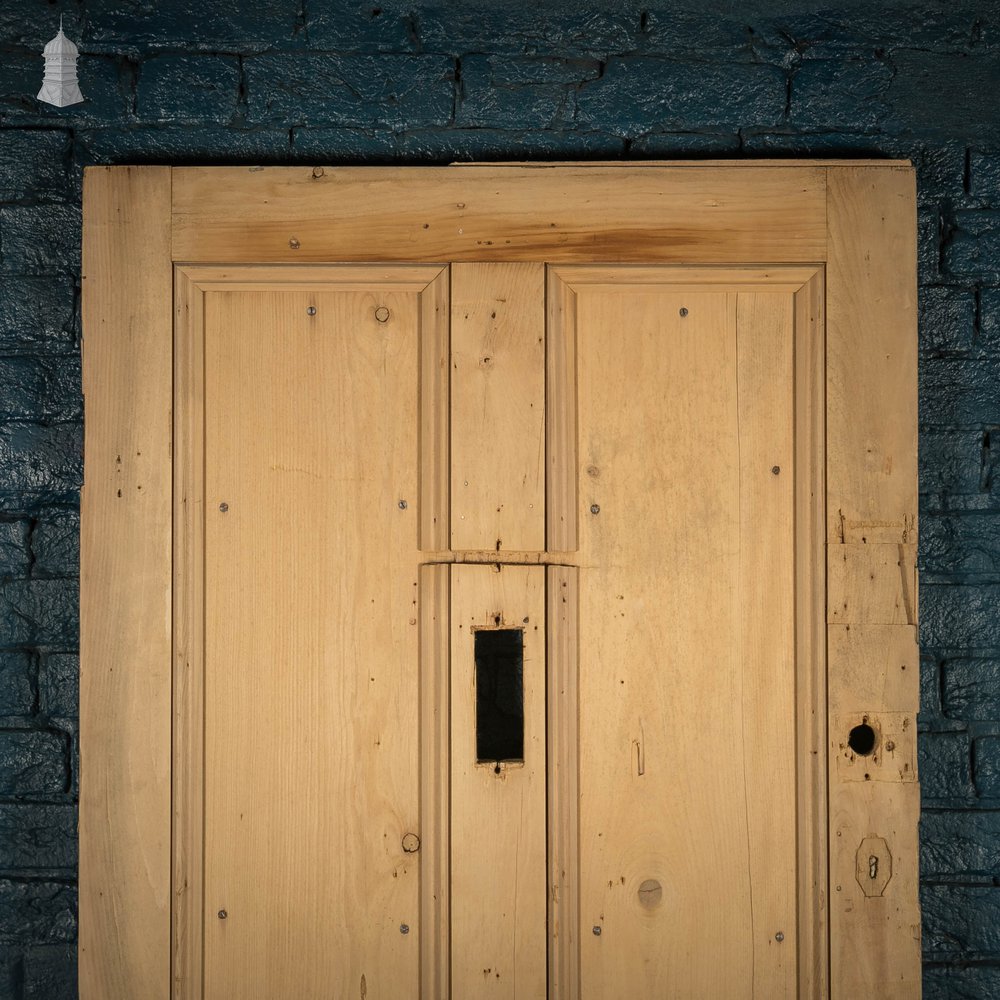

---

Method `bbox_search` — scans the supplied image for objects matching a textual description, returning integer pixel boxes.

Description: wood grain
[826,166,921,999]
[171,166,827,263]
[419,563,451,999]
[201,283,422,998]
[547,564,580,999]
[568,273,802,997]
[450,564,547,999]
[451,264,545,552]
[79,165,173,1000]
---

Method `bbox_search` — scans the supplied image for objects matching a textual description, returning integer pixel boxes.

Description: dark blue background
[1,1,998,996]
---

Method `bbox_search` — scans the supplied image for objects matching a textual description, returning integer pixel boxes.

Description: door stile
[546,565,581,999]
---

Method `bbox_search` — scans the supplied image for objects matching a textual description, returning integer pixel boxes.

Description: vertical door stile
[547,564,581,1000]
[449,565,548,997]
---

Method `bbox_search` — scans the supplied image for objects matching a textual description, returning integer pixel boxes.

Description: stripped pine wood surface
[79,166,173,1000]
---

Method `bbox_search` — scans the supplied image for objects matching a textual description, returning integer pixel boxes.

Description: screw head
[288,238,301,250]
[398,499,408,510]
[590,504,601,515]
[771,466,781,475]
[218,909,228,920]
[307,306,317,316]
[679,307,689,317]
[775,931,784,942]
[219,502,229,513]
[592,925,602,936]
[400,923,410,935]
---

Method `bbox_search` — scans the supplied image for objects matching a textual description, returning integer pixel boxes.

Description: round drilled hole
[848,722,877,757]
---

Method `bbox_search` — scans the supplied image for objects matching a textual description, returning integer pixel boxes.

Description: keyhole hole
[848,722,877,756]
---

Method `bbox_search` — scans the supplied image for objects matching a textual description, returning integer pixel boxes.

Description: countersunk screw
[679,307,689,317]
[400,923,410,935]
[288,238,301,250]
[775,931,784,942]
[592,925,602,936]
[218,909,227,920]
[219,502,229,513]
[772,466,781,475]
[307,306,317,316]
[590,504,601,515]
[398,499,408,510]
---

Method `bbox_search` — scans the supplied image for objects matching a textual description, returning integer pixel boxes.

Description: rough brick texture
[0,0,998,995]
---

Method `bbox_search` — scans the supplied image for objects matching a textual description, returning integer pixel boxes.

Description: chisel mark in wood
[360,974,367,998]
[634,719,645,777]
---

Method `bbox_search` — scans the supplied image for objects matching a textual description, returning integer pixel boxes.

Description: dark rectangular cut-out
[475,629,525,763]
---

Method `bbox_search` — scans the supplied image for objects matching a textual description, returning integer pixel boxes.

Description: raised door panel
[180,268,448,1000]
[549,267,820,999]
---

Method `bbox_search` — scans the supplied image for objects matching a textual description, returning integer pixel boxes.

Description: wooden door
[81,164,920,1000]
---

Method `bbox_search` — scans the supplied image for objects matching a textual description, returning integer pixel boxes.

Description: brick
[0,275,77,352]
[920,357,1000,427]
[888,51,1000,141]
[921,810,1000,880]
[944,659,1000,721]
[924,965,1000,1000]
[0,356,81,422]
[791,58,893,131]
[945,210,1000,280]
[974,737,1000,798]
[245,54,455,128]
[137,55,241,125]
[305,2,419,52]
[920,653,944,724]
[577,58,786,136]
[0,204,81,275]
[922,515,1000,582]
[919,731,975,803]
[625,132,741,156]
[77,126,292,165]
[0,422,82,496]
[0,54,130,128]
[0,732,66,796]
[921,584,1000,649]
[23,943,76,999]
[923,884,1000,959]
[39,655,77,720]
[86,0,300,52]
[0,579,78,647]
[0,130,70,201]
[918,205,943,284]
[919,286,978,357]
[416,5,640,57]
[0,652,33,718]
[31,509,79,578]
[0,804,76,871]
[0,880,75,945]
[919,430,989,500]
[979,289,1000,356]
[456,55,592,129]
[0,520,29,579]
[970,150,1000,203]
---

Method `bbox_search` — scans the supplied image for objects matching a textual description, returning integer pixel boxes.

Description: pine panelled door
[79,163,920,999]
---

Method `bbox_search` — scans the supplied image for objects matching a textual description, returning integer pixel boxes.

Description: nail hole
[848,722,877,756]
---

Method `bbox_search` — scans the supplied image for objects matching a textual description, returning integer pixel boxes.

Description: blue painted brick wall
[1,1,998,996]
